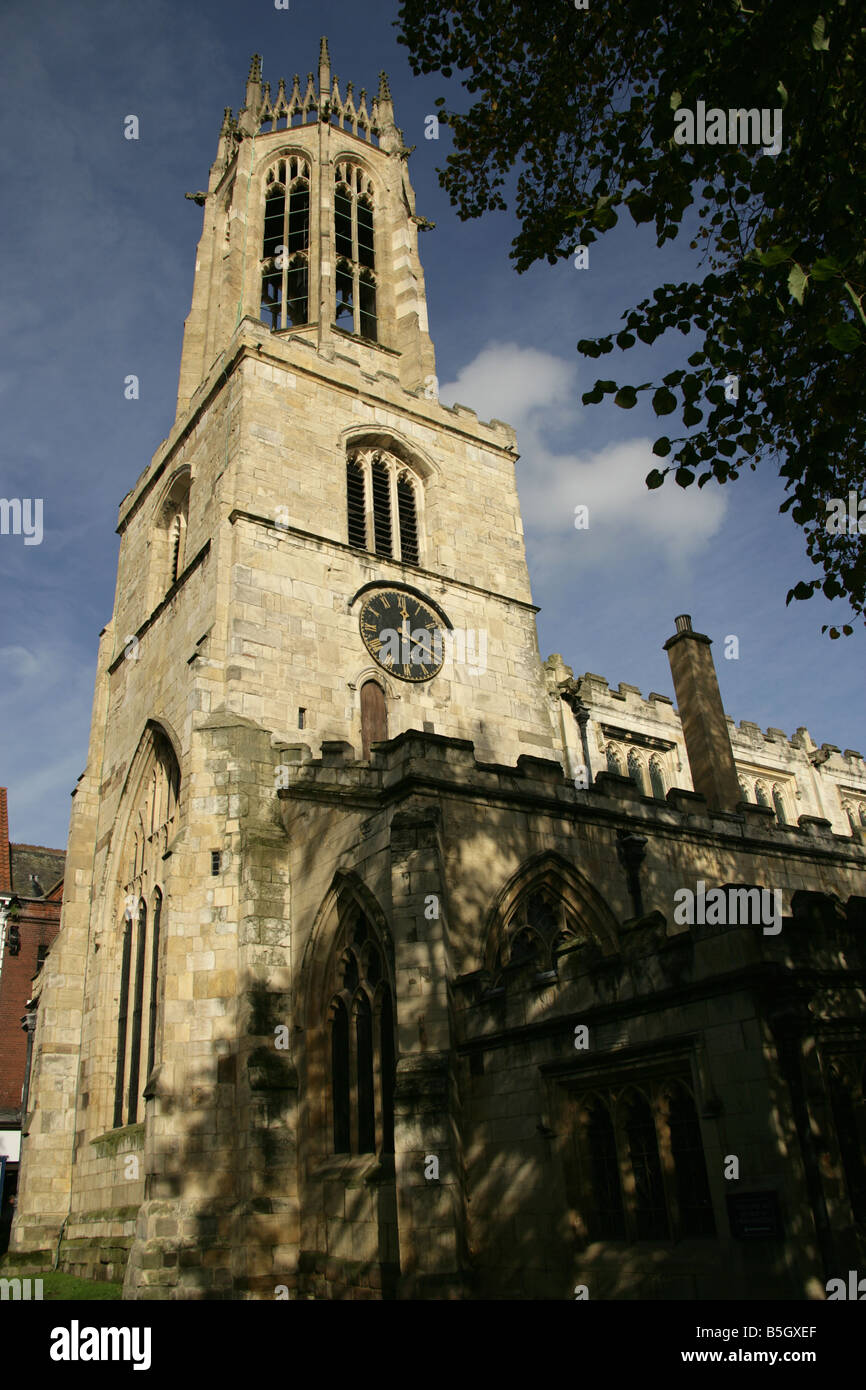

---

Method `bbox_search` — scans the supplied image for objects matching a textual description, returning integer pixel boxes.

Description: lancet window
[334,162,377,340]
[260,156,310,330]
[328,910,395,1155]
[113,730,178,1128]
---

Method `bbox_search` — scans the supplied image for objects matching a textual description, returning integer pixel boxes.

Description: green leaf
[675,467,695,487]
[652,386,678,415]
[614,386,638,408]
[788,263,808,303]
[670,90,682,111]
[652,436,672,457]
[625,192,654,225]
[811,256,842,280]
[756,245,796,267]
[826,322,861,352]
[646,469,666,489]
[616,331,636,349]
[811,15,830,50]
[594,203,618,232]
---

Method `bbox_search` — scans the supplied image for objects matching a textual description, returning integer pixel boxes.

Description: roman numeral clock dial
[359,589,447,682]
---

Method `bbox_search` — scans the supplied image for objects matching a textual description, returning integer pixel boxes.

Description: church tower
[10,43,558,1298]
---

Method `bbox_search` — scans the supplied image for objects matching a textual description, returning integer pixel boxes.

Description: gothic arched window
[584,1098,626,1241]
[772,784,788,825]
[126,899,148,1124]
[345,447,423,563]
[157,470,191,598]
[606,745,623,775]
[334,163,377,340]
[328,911,395,1155]
[573,1076,716,1245]
[624,1090,669,1239]
[113,729,178,1129]
[649,757,666,801]
[260,156,310,330]
[495,884,579,975]
[755,781,771,808]
[627,750,648,796]
[665,1082,716,1236]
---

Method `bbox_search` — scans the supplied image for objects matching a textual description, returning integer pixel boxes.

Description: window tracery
[328,909,395,1154]
[495,885,580,974]
[573,1078,716,1243]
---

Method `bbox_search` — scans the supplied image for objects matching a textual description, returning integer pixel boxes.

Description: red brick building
[0,787,64,1253]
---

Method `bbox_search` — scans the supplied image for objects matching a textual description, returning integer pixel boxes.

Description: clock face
[359,589,446,682]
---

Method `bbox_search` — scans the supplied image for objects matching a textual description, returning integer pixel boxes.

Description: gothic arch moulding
[339,425,440,482]
[297,870,396,1160]
[99,720,182,906]
[253,144,314,179]
[481,850,621,976]
[298,869,394,1030]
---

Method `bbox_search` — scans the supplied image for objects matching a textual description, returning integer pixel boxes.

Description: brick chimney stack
[663,616,741,812]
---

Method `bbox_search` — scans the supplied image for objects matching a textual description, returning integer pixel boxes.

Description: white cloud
[440,341,574,432]
[440,341,728,589]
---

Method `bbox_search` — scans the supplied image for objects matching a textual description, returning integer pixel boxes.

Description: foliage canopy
[397,0,866,634]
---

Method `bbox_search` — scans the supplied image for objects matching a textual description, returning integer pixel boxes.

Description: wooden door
[360,680,387,760]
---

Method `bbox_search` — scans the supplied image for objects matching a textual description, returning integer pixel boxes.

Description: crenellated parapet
[546,651,866,839]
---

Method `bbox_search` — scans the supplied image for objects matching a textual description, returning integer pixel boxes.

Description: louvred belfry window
[371,456,392,557]
[346,459,366,549]
[260,156,310,330]
[396,473,419,565]
[334,162,377,341]
[344,448,422,563]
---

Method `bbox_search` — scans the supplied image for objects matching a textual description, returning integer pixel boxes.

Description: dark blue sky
[1,0,863,849]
